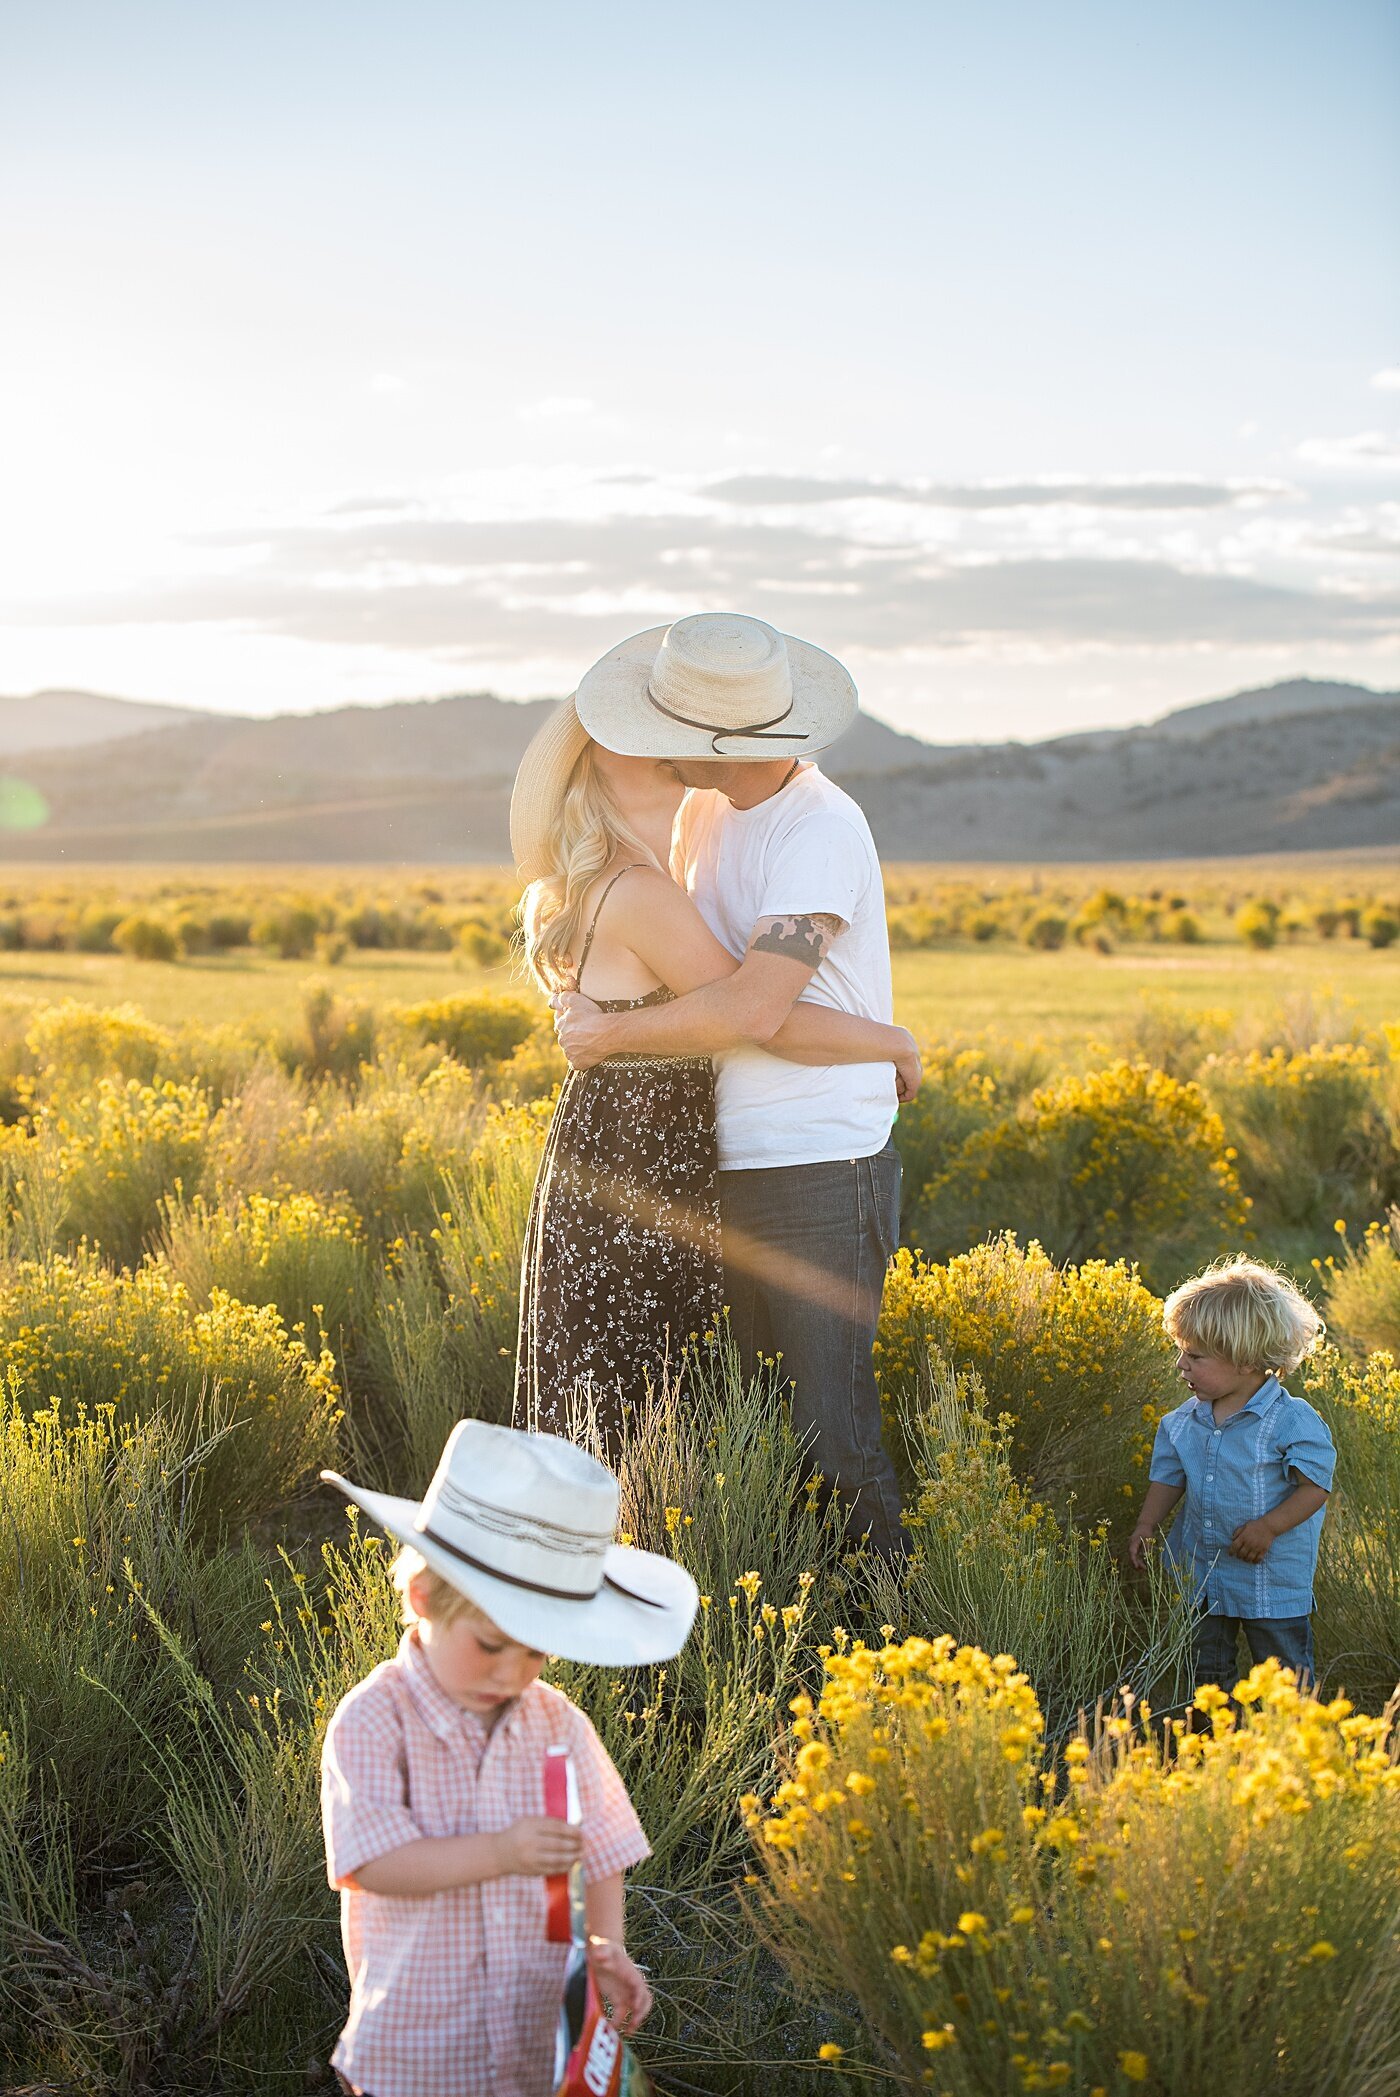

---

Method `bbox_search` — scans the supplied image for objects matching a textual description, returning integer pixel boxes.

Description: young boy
[1128,1256,1334,1692]
[319,1418,698,2097]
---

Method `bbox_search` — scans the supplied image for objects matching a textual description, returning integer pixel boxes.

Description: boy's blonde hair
[1163,1256,1323,1374]
[391,1545,494,1631]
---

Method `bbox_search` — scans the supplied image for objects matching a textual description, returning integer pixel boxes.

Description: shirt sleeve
[1276,1400,1336,1492]
[1148,1415,1188,1487]
[756,813,870,929]
[565,1706,651,1885]
[321,1685,425,1887]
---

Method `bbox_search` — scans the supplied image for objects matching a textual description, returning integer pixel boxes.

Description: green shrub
[1319,1212,1400,1359]
[1361,905,1399,949]
[251,903,320,961]
[277,978,375,1083]
[1202,1043,1393,1253]
[878,1234,1182,1529]
[913,1061,1246,1290]
[1165,907,1204,943]
[455,918,509,966]
[874,1357,1195,1739]
[0,1393,273,1870]
[112,913,179,962]
[72,906,123,954]
[360,1100,547,1485]
[0,1254,340,1532]
[1023,910,1070,952]
[26,1074,212,1266]
[1307,1346,1400,1707]
[160,1188,372,1359]
[392,992,539,1067]
[1235,901,1278,950]
[23,999,176,1102]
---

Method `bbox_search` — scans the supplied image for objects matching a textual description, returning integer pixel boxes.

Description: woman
[509,694,918,1453]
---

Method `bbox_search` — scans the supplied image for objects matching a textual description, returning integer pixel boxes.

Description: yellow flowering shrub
[749,1641,1400,2094]
[160,1187,372,1356]
[885,1359,1194,1736]
[909,1061,1246,1290]
[387,993,539,1069]
[878,1235,1180,1528]
[23,999,177,1101]
[0,1254,340,1531]
[7,1074,214,1268]
[1317,1209,1400,1360]
[1201,1043,1393,1248]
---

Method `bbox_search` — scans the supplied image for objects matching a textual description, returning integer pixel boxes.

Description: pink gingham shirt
[322,1628,649,2097]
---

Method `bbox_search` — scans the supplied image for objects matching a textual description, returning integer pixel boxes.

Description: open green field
[1,934,1395,1042]
[4,856,1400,2093]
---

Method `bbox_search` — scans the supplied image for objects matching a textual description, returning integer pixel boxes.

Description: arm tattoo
[748,912,845,969]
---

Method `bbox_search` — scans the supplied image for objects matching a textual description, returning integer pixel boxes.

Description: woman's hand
[586,1935,653,2035]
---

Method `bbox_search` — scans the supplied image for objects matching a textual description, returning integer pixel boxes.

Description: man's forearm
[584,977,777,1060]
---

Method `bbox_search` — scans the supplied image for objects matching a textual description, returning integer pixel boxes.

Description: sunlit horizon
[3,0,1397,742]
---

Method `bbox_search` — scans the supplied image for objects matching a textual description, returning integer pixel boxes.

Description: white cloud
[1297,430,1400,469]
[1370,368,1400,392]
[518,396,598,423]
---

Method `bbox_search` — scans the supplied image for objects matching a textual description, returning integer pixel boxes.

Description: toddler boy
[319,1419,697,2097]
[1128,1256,1334,1691]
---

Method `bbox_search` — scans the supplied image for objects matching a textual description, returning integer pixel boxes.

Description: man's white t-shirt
[671,764,897,1172]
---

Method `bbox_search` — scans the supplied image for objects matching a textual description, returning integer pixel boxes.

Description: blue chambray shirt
[1149,1375,1335,1617]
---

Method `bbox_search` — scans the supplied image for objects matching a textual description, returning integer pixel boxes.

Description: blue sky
[2,0,1397,740]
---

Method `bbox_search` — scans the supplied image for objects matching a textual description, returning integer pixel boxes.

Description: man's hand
[1126,1527,1156,1571]
[1228,1517,1277,1565]
[552,991,613,1070]
[893,1031,922,1103]
[492,1816,584,1877]
[587,1935,653,2035]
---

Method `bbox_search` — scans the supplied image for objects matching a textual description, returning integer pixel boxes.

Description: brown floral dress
[514,867,723,1453]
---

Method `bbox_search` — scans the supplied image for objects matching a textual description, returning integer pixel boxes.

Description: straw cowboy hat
[509,612,858,882]
[322,1420,698,1665]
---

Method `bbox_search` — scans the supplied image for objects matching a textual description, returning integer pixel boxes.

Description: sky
[2,0,1398,744]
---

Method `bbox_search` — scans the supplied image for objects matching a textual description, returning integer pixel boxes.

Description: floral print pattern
[513,988,722,1452]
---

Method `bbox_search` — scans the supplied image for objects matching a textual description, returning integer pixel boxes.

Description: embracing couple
[509,612,920,1560]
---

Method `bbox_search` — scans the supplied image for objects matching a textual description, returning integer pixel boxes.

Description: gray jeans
[717,1140,907,1559]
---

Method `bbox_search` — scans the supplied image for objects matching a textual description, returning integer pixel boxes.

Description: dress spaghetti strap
[574,864,645,991]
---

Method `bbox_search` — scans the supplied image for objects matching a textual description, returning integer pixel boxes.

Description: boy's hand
[494,1817,584,1877]
[1126,1527,1155,1570]
[587,1935,653,2035]
[1229,1517,1276,1564]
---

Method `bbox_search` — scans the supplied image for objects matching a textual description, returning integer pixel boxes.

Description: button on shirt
[322,1628,649,2097]
[1148,1376,1335,1617]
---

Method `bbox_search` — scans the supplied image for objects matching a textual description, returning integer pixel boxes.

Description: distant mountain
[0,678,1395,861]
[0,690,206,756]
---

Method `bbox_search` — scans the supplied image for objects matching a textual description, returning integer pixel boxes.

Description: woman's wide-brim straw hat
[509,612,858,883]
[322,1419,698,1666]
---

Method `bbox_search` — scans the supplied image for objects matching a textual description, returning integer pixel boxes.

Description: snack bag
[545,1746,655,2097]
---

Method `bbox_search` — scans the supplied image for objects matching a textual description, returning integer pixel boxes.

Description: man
[553,611,914,1559]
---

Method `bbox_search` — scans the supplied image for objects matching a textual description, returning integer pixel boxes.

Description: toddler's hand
[494,1816,584,1877]
[1228,1517,1275,1564]
[1126,1527,1154,1570]
[587,1935,653,2035]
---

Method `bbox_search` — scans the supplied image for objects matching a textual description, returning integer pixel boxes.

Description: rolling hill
[0,678,1394,862]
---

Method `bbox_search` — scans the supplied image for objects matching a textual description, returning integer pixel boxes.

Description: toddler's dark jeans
[1192,1608,1315,1692]
[717,1140,907,1560]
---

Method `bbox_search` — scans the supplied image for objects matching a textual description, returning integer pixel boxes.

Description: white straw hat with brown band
[508,613,859,884]
[575,611,857,762]
[322,1418,698,1665]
